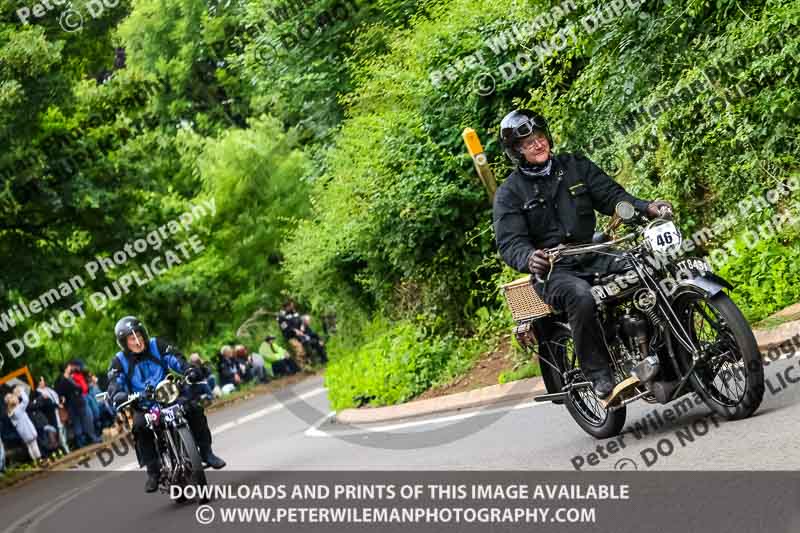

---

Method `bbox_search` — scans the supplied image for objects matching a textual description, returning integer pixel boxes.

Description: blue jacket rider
[107,316,226,493]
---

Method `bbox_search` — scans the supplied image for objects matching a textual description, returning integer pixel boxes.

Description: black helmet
[499,109,553,164]
[114,316,149,353]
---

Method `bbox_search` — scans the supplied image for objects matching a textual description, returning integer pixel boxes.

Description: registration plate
[675,258,712,274]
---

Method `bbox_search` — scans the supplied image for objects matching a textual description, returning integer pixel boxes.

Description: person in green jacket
[259,335,301,378]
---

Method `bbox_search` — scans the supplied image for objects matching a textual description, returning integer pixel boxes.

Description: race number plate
[161,405,179,424]
[644,221,681,253]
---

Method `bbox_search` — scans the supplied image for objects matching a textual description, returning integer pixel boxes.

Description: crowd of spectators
[1,360,113,474]
[0,306,327,475]
[213,337,302,397]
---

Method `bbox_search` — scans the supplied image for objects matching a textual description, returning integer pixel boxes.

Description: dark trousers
[132,402,213,469]
[534,253,629,375]
[272,358,300,376]
[66,402,87,447]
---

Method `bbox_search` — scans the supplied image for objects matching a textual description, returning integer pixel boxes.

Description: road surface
[2,355,800,532]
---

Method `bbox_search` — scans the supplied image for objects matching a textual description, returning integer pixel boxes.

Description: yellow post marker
[0,366,35,389]
[463,128,497,203]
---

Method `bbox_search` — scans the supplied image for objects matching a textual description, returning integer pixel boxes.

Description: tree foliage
[1,0,798,407]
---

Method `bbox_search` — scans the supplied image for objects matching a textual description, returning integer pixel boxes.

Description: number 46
[656,232,674,246]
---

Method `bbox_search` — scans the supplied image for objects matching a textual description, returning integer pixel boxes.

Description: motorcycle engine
[620,311,650,362]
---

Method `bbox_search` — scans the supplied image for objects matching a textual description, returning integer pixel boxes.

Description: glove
[645,200,673,219]
[527,249,551,278]
[185,367,203,384]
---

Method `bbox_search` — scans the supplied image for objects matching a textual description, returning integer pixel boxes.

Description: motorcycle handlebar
[113,376,208,410]
[544,232,637,260]
[115,392,141,411]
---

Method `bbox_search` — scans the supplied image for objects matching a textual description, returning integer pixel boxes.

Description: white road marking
[305,399,553,438]
[108,386,327,471]
[1,477,110,533]
[104,352,800,467]
[209,386,328,437]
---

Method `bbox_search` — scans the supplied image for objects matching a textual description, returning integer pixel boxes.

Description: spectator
[69,361,101,444]
[278,300,310,369]
[259,335,300,377]
[216,345,240,395]
[240,344,268,384]
[88,374,115,431]
[5,387,41,464]
[0,393,21,457]
[300,314,328,364]
[37,377,69,454]
[0,429,5,475]
[233,344,253,382]
[189,353,218,399]
[28,388,60,457]
[55,362,89,448]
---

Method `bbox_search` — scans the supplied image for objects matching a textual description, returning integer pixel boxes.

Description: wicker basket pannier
[502,276,552,323]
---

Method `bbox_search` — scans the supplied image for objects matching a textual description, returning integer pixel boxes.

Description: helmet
[114,316,149,353]
[499,109,553,165]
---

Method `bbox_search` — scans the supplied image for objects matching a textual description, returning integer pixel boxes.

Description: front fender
[671,272,733,299]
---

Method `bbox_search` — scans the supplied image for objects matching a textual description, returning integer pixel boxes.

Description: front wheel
[176,425,208,498]
[547,326,627,439]
[673,291,764,420]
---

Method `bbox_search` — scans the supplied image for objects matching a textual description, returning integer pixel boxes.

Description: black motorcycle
[503,201,764,438]
[106,375,209,500]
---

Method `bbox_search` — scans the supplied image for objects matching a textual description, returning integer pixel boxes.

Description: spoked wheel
[674,291,764,420]
[162,446,189,503]
[549,325,627,439]
[538,323,574,404]
[176,426,208,502]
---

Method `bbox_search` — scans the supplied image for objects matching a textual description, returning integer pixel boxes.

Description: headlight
[155,379,180,405]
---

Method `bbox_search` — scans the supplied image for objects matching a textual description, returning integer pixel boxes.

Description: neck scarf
[519,158,553,178]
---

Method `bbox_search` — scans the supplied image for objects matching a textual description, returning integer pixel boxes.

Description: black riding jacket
[493,153,650,273]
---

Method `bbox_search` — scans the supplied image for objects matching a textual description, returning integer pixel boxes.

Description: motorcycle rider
[492,109,672,400]
[107,316,226,493]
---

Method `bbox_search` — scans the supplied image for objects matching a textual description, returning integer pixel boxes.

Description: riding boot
[144,460,161,493]
[199,445,226,469]
[585,367,614,400]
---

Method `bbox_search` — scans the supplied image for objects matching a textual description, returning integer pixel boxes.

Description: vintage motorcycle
[502,201,764,438]
[101,374,209,501]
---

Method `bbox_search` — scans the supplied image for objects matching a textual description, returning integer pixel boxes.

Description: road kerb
[335,377,547,425]
[336,318,800,426]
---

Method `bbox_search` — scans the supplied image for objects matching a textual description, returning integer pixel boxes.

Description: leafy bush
[716,207,800,322]
[325,317,499,409]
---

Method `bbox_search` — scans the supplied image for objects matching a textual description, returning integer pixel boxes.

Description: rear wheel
[548,326,627,439]
[538,323,570,404]
[673,291,764,420]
